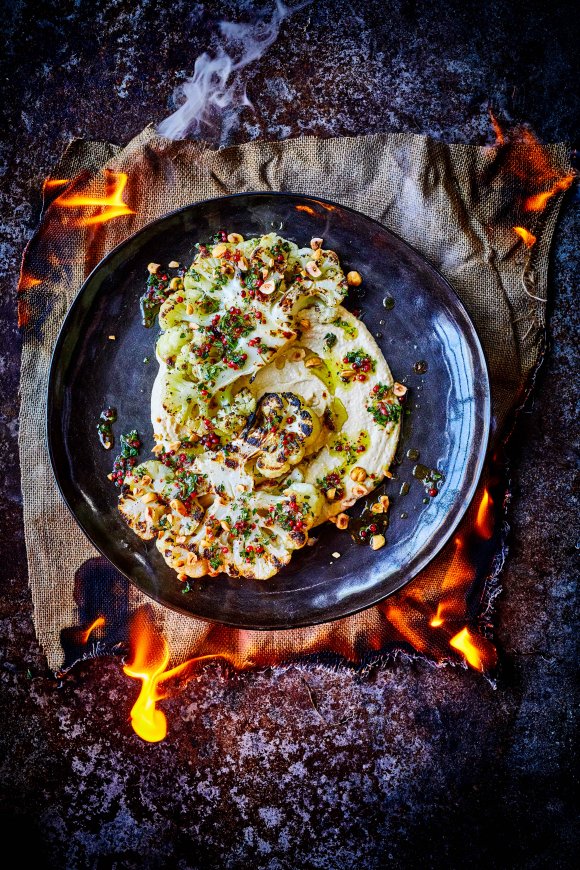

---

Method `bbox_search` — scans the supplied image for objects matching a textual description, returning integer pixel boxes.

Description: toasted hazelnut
[310,237,323,250]
[371,495,390,514]
[340,369,356,381]
[306,261,322,278]
[305,356,322,367]
[393,382,407,397]
[352,483,368,498]
[141,492,157,504]
[260,280,276,295]
[212,242,228,258]
[370,534,386,550]
[238,255,249,272]
[325,487,337,501]
[220,261,235,276]
[168,260,180,268]
[350,466,368,483]
[227,233,244,244]
[336,513,349,530]
[346,270,362,286]
[147,262,160,274]
[169,277,183,291]
[186,303,194,315]
[170,498,187,516]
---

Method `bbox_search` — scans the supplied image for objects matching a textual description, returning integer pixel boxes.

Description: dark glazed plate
[47,192,490,629]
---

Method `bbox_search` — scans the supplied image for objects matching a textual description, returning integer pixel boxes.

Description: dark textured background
[1,1,578,867]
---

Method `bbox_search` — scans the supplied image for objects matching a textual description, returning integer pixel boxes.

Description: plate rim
[46,190,491,629]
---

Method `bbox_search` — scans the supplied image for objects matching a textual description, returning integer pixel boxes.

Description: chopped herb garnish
[366,384,402,428]
[110,430,141,487]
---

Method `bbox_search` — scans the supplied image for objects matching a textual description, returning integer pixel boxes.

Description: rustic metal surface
[0,1,578,867]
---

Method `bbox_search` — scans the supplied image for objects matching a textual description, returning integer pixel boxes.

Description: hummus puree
[118,233,402,581]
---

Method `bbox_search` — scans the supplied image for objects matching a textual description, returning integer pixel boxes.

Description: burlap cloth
[18,126,571,672]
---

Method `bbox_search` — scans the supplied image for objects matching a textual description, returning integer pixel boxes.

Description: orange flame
[54,170,135,226]
[475,487,494,540]
[489,110,505,146]
[80,616,105,644]
[18,273,42,291]
[44,178,71,190]
[513,226,537,248]
[524,174,574,212]
[429,536,473,628]
[449,626,497,672]
[123,609,225,742]
[385,603,427,651]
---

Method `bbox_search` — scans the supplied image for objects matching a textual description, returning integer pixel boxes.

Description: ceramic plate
[47,193,490,628]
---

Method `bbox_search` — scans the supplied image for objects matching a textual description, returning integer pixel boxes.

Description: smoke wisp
[158,1,307,143]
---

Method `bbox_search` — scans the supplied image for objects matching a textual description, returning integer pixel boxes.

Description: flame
[18,273,42,291]
[513,226,537,248]
[53,170,134,226]
[123,608,227,742]
[44,178,71,189]
[489,119,575,214]
[385,603,427,651]
[429,536,473,628]
[524,174,574,212]
[489,109,505,146]
[80,616,105,644]
[475,488,494,540]
[449,627,497,672]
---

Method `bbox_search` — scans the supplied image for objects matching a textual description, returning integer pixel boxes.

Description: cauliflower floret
[213,387,256,438]
[118,461,174,539]
[242,392,321,480]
